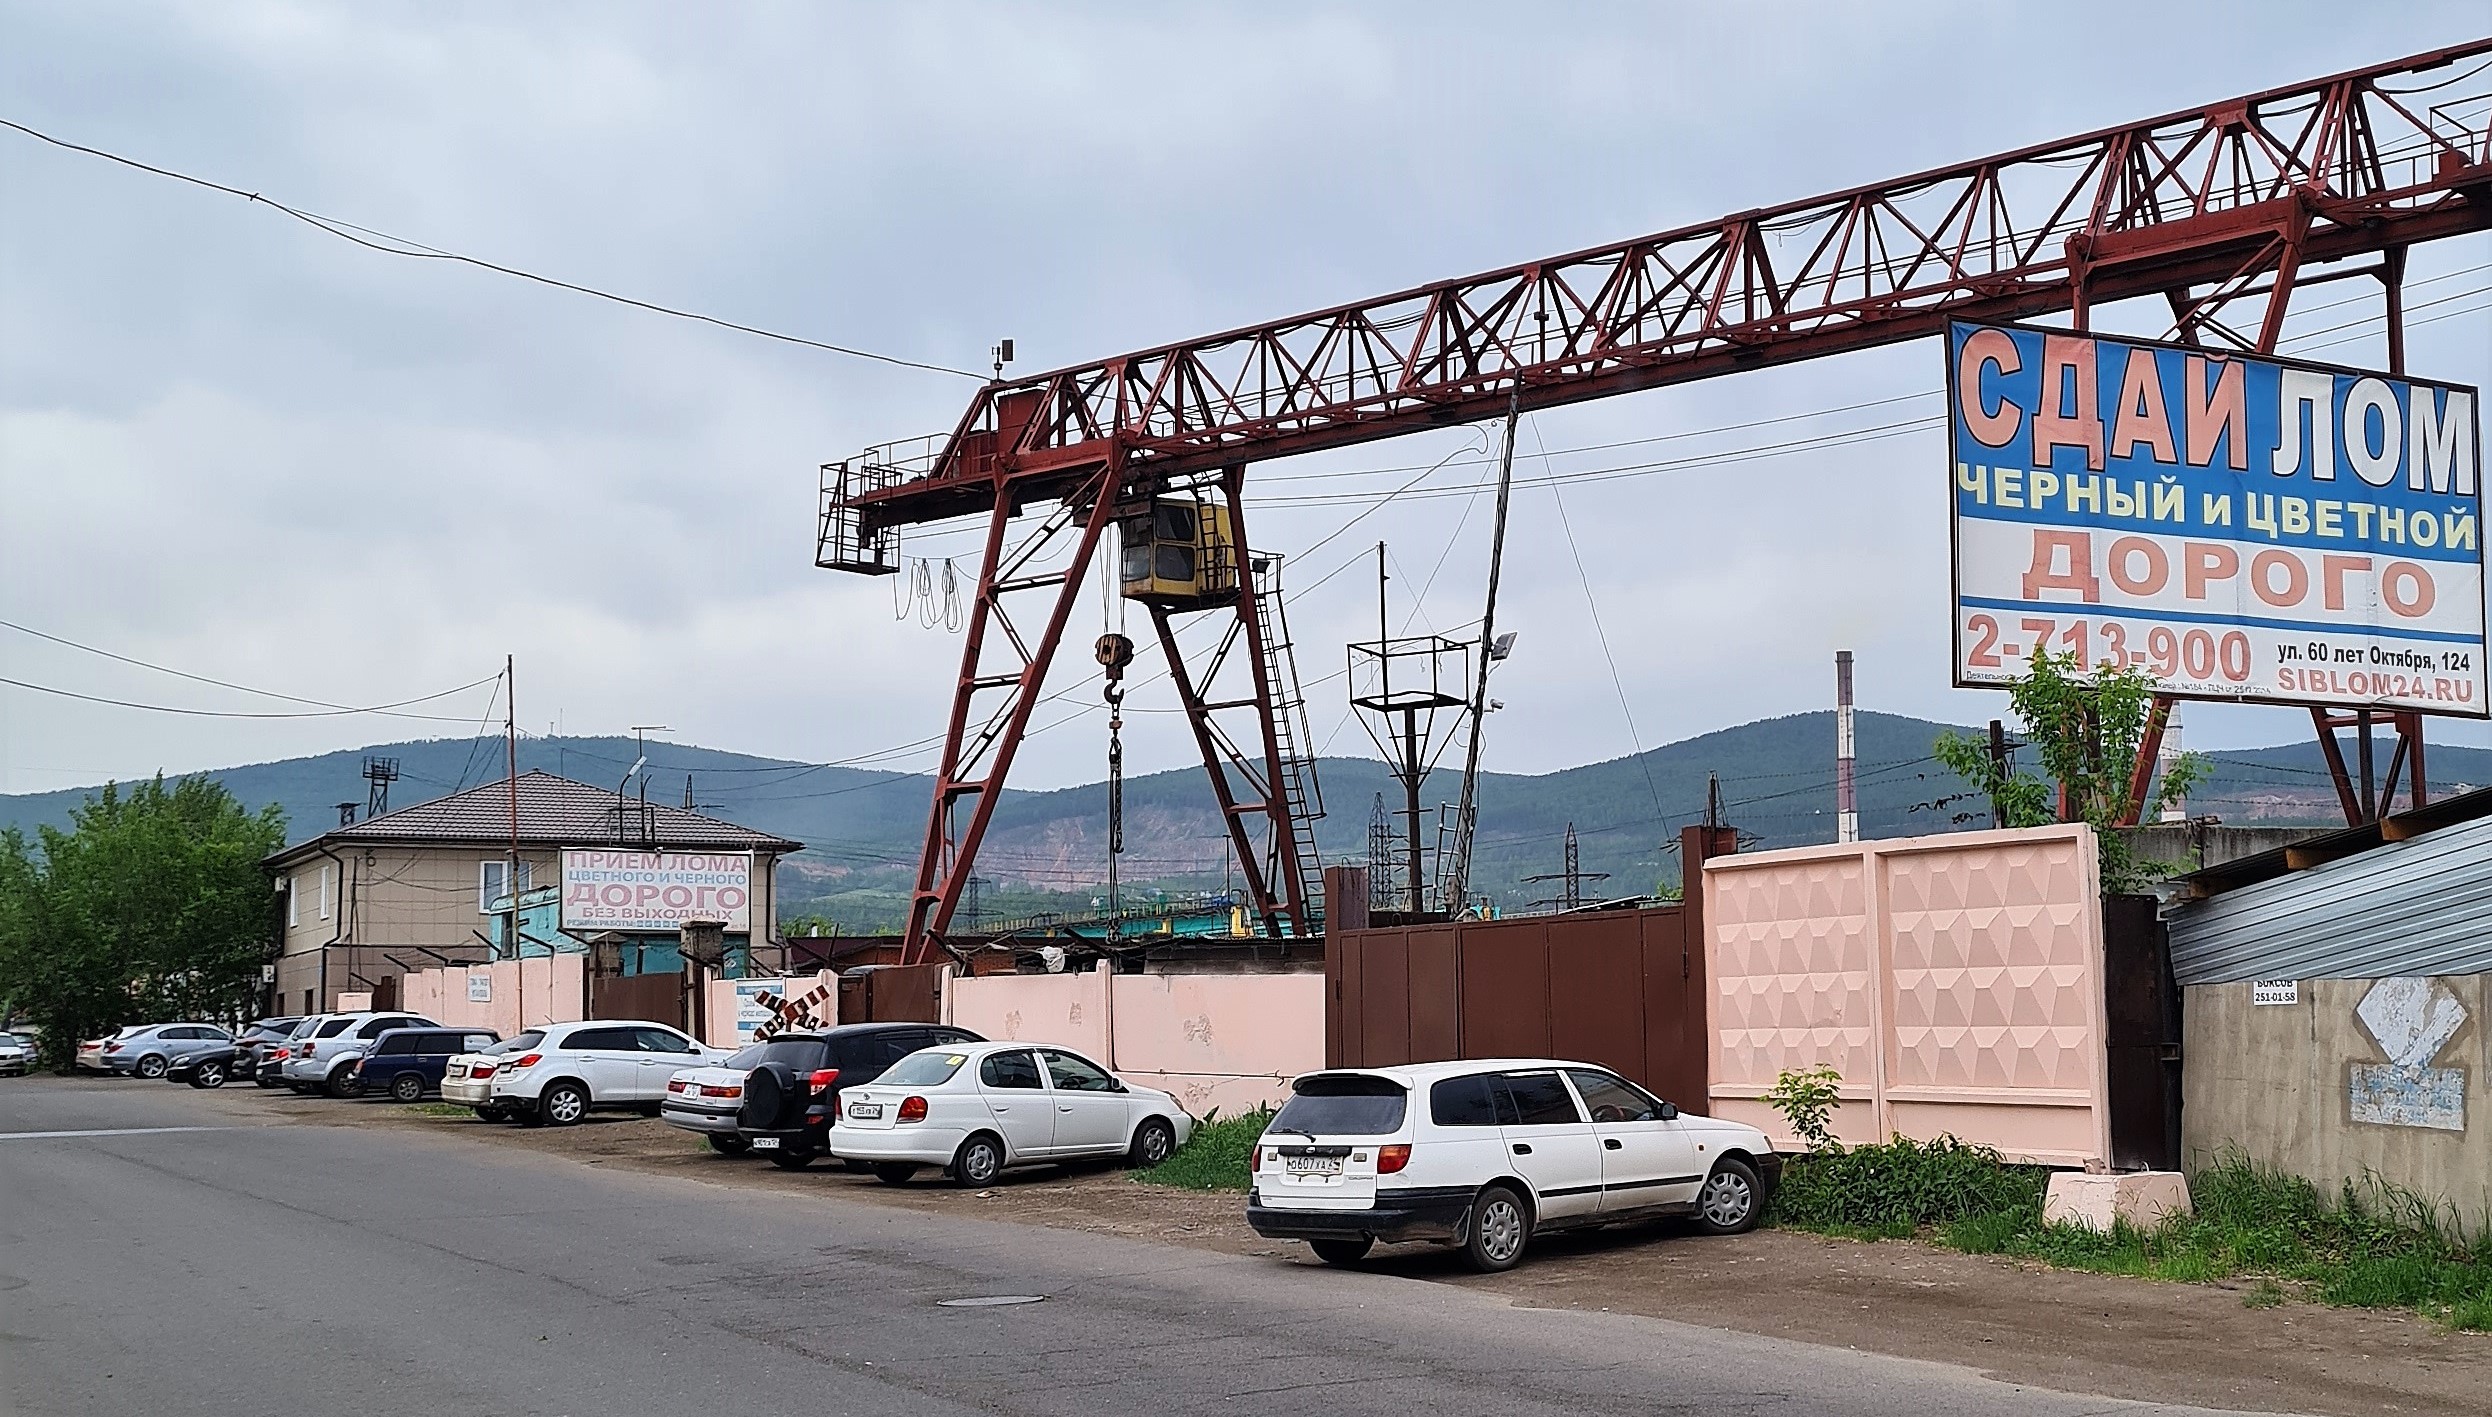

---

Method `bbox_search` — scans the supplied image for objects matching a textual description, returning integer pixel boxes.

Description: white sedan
[828,1040,1194,1187]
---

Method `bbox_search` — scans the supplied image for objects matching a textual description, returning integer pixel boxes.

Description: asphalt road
[0,1077,2293,1417]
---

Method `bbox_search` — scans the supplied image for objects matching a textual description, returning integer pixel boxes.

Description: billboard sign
[1948,322,2483,716]
[559,850,753,933]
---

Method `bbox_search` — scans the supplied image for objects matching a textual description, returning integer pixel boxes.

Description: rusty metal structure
[822,40,2492,963]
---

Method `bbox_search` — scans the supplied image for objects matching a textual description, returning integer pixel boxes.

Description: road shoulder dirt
[243,1085,2492,1416]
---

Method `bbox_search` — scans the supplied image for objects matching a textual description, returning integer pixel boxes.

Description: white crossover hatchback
[827,1040,1195,1186]
[444,1020,729,1126]
[1246,1058,1781,1272]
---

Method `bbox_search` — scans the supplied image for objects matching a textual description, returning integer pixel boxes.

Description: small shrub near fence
[1132,1107,1272,1192]
[1768,1136,2047,1237]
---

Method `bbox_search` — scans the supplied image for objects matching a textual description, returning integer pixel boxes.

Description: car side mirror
[1658,1102,1679,1120]
[1111,1080,1128,1093]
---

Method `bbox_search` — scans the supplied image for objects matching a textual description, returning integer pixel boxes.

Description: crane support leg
[902,463,1120,964]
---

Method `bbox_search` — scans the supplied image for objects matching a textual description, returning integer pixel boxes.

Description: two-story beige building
[264,771,801,1015]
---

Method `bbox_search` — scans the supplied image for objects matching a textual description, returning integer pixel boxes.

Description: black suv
[738,1023,982,1170]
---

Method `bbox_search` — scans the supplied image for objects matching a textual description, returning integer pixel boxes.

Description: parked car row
[73,1010,1773,1275]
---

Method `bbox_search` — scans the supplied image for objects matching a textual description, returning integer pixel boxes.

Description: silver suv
[280,1012,436,1097]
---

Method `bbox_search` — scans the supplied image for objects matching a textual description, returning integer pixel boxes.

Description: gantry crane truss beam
[844,40,2491,529]
[830,40,2492,964]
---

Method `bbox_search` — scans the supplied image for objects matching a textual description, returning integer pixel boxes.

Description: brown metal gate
[836,962,945,1024]
[589,969,689,1031]
[1325,825,1730,1113]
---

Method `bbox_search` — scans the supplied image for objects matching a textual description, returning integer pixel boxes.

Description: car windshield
[879,1050,969,1087]
[1271,1075,1409,1137]
[485,1031,543,1055]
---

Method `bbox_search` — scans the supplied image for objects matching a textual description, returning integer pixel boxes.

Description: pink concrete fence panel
[397,956,587,1038]
[1703,824,2110,1167]
[945,965,1324,1116]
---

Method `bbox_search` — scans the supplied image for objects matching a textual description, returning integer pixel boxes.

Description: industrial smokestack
[1835,650,1858,844]
[2157,724,2189,823]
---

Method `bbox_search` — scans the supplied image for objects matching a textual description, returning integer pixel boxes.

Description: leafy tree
[0,776,285,1070]
[1932,649,2207,894]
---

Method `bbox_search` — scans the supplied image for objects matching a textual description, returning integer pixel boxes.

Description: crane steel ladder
[1251,553,1326,929]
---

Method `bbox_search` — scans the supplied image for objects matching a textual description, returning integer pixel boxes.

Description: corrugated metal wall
[2167,816,2492,985]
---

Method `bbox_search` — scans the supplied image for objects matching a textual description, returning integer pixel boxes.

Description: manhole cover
[937,1295,1046,1308]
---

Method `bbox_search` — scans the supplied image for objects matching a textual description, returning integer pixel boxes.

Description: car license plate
[751,1136,780,1149]
[847,1102,882,1119]
[1285,1155,1343,1176]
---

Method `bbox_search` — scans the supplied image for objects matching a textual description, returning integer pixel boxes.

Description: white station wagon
[827,1040,1195,1186]
[1246,1058,1781,1272]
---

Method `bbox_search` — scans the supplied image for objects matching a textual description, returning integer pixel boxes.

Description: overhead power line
[0,671,500,721]
[0,616,490,723]
[0,116,983,381]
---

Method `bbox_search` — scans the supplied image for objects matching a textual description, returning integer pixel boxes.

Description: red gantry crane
[816,40,2492,967]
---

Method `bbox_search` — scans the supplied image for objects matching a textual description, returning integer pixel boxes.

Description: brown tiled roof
[266,771,801,866]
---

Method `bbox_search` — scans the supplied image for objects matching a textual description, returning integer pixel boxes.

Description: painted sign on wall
[730,979,779,1044]
[1949,322,2484,715]
[559,850,753,933]
[2349,975,2469,1132]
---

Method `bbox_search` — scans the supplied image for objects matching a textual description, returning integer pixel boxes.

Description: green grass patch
[408,1102,475,1118]
[1130,1108,1271,1192]
[1769,1144,2492,1329]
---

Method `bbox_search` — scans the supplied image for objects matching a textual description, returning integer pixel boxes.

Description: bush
[1130,1107,1271,1192]
[1768,1135,2046,1231]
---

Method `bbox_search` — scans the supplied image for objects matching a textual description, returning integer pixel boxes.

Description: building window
[479,859,533,913]
[318,865,332,921]
[287,875,298,927]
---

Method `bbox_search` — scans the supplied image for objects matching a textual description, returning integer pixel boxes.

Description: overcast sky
[3,0,2488,803]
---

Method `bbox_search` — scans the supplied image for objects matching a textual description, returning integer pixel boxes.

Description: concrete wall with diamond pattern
[1701,824,2111,1167]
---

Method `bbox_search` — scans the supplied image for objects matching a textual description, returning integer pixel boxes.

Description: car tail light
[104,1042,124,1053]
[666,1079,685,1092]
[1377,1144,1412,1175]
[511,1053,541,1069]
[1253,1146,1268,1171]
[471,1063,496,1079]
[831,1092,842,1120]
[808,1068,839,1092]
[699,1084,741,1098]
[273,1047,291,1061]
[897,1095,928,1123]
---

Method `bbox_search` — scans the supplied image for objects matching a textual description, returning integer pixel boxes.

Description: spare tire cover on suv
[737,1066,790,1129]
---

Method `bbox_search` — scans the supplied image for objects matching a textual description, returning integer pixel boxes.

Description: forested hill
[7,716,2484,921]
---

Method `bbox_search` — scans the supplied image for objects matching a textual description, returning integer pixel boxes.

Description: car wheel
[326,1068,364,1100]
[389,1072,425,1103]
[1309,1237,1373,1266]
[195,1061,228,1089]
[1462,1184,1531,1273]
[1693,1157,1763,1235]
[768,1150,817,1171]
[952,1132,1005,1187]
[540,1082,590,1127]
[873,1163,918,1185]
[706,1134,751,1156]
[135,1054,168,1079]
[1127,1116,1177,1168]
